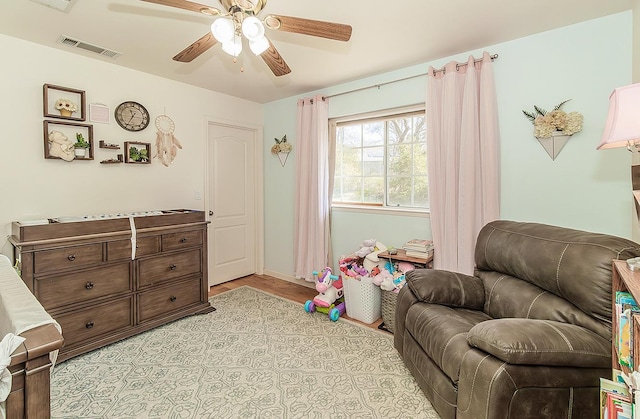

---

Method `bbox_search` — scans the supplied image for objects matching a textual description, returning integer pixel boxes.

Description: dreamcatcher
[154,114,182,167]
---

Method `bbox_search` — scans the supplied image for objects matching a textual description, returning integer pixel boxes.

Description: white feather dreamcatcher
[154,114,182,166]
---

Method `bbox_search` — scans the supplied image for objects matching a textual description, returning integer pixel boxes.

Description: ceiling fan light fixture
[241,16,264,41]
[211,18,235,43]
[249,36,269,55]
[221,34,243,57]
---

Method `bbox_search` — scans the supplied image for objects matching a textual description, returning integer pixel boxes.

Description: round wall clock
[114,101,150,132]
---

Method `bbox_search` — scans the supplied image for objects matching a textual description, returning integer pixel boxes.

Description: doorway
[206,120,263,287]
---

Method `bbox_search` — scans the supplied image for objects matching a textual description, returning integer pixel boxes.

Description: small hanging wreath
[271,135,292,154]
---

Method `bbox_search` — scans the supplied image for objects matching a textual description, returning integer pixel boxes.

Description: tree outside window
[333,110,428,209]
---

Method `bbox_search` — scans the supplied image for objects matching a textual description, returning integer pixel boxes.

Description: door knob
[209,210,213,216]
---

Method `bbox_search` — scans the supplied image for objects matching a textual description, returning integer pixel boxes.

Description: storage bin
[343,275,381,324]
[380,289,398,333]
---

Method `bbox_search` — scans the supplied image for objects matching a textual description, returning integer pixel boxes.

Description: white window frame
[330,104,429,216]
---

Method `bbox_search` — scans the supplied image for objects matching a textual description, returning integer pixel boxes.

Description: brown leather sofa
[394,220,640,419]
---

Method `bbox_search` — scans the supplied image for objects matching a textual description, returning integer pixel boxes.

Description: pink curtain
[426,51,500,274]
[294,95,331,282]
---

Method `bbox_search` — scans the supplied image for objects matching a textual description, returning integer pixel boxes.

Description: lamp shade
[241,16,265,41]
[221,34,242,57]
[211,18,234,43]
[249,36,269,55]
[597,82,640,150]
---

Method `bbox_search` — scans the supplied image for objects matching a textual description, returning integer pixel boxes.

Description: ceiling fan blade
[140,0,220,15]
[264,15,352,42]
[260,41,291,77]
[173,32,218,62]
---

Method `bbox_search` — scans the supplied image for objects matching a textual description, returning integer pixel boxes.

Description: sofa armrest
[467,318,611,368]
[405,269,485,310]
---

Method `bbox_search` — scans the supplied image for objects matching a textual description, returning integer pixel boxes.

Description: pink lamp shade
[597,82,640,150]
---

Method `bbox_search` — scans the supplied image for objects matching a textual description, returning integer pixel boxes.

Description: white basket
[343,275,381,324]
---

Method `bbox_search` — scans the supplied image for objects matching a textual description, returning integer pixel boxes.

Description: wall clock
[114,101,150,132]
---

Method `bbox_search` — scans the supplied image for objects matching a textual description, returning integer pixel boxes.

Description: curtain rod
[323,53,499,101]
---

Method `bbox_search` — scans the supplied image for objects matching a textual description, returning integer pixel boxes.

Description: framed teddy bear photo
[43,120,94,161]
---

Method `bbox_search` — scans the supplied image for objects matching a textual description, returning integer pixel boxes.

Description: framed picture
[124,141,151,164]
[43,120,93,161]
[43,84,86,121]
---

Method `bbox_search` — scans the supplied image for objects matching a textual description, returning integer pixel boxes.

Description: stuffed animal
[397,262,415,274]
[48,130,75,161]
[354,238,377,258]
[363,241,388,273]
[373,267,395,291]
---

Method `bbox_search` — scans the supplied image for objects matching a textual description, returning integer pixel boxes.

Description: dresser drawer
[34,243,103,274]
[35,263,132,310]
[107,236,160,261]
[162,230,203,252]
[138,278,201,322]
[55,296,133,348]
[138,249,201,288]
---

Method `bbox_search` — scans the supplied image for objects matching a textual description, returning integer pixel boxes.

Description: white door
[207,122,257,287]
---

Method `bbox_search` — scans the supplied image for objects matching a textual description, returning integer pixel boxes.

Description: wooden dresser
[9,209,214,362]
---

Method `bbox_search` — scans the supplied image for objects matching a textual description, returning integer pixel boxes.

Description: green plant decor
[129,146,148,162]
[74,133,90,148]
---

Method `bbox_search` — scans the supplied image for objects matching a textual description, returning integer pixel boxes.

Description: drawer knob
[86,321,94,329]
[180,238,187,243]
[85,282,94,290]
[169,264,177,271]
[169,296,177,302]
[68,255,76,261]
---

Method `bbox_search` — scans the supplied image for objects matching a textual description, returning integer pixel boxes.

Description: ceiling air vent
[29,0,78,13]
[56,35,122,59]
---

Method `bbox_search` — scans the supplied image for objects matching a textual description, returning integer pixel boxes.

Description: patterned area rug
[51,286,439,418]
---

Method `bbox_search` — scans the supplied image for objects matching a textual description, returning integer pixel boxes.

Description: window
[332,108,428,210]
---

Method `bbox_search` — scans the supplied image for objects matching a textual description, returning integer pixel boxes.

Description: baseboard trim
[262,270,315,289]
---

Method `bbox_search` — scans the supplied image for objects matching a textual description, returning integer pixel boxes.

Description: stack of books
[615,291,640,370]
[402,239,434,259]
[600,375,632,419]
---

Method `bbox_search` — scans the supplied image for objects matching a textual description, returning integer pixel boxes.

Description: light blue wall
[263,12,633,280]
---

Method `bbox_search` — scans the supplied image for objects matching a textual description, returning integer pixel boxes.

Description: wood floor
[208,274,386,331]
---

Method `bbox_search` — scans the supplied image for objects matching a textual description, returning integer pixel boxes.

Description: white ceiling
[1,0,633,103]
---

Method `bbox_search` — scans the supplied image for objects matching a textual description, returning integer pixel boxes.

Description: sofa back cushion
[478,271,613,338]
[474,220,640,338]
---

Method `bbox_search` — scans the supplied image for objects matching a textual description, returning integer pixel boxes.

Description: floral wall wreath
[522,99,584,160]
[522,99,583,139]
[271,135,292,167]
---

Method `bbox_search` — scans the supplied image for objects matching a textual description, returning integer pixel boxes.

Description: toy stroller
[304,267,346,321]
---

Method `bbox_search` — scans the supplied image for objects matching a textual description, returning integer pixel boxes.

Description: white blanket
[0,254,61,417]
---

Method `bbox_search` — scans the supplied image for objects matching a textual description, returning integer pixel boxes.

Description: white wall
[263,12,633,282]
[0,34,263,257]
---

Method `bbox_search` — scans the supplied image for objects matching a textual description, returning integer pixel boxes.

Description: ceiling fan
[140,0,352,76]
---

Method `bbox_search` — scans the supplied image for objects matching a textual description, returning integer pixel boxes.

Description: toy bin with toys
[342,275,381,324]
[338,241,388,324]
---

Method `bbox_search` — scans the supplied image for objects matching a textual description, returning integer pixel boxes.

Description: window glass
[333,110,428,209]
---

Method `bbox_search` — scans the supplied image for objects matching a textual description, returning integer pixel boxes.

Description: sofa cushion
[478,271,612,339]
[406,302,491,383]
[405,269,485,310]
[475,220,640,338]
[466,318,611,368]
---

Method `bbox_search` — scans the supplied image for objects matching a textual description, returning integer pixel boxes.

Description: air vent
[56,35,121,59]
[29,0,78,13]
